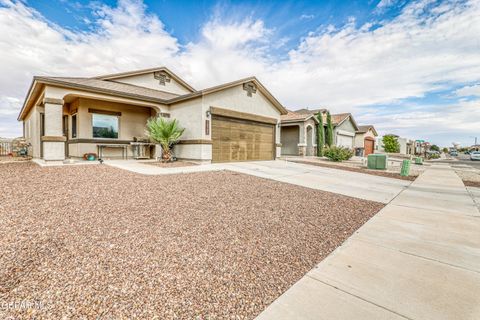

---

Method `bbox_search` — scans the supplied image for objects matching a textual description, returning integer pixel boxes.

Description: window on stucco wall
[92,114,118,139]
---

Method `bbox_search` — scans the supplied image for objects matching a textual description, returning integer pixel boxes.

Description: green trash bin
[415,157,423,165]
[367,154,388,170]
[400,159,411,176]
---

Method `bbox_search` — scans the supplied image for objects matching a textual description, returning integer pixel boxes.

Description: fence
[0,141,13,156]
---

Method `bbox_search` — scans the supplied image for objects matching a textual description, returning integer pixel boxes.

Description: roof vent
[243,81,257,97]
[154,71,171,86]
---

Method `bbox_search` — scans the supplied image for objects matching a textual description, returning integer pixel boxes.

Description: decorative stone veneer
[298,145,307,156]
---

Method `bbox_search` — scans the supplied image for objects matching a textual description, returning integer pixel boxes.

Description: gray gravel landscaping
[0,162,383,319]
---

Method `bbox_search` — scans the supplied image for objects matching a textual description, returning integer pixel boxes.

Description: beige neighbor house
[279,109,323,156]
[279,109,359,156]
[354,125,378,157]
[18,67,287,163]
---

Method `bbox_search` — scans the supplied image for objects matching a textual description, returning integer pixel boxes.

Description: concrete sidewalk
[256,165,480,320]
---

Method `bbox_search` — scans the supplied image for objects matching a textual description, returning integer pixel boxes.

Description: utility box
[415,157,423,165]
[367,154,388,170]
[400,159,411,176]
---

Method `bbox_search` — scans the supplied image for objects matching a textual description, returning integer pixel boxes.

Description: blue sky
[0,0,479,147]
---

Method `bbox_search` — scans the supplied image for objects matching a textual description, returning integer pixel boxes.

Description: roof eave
[17,79,40,121]
[33,77,168,104]
[168,76,288,115]
[94,66,196,93]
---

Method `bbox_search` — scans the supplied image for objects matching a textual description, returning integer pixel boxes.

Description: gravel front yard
[0,162,383,319]
[455,166,480,187]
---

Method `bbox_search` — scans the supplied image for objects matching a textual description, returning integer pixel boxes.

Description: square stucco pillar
[42,98,65,161]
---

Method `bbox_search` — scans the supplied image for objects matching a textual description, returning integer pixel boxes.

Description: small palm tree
[146,116,185,162]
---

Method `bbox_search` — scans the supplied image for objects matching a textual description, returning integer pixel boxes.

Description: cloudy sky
[1,0,479,147]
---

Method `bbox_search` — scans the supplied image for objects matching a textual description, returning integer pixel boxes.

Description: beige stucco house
[279,109,323,156]
[279,109,358,156]
[354,125,378,157]
[18,67,287,163]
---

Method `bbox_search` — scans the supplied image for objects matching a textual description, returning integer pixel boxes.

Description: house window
[72,114,77,138]
[92,113,118,139]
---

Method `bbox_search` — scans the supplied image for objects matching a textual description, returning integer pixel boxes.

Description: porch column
[298,123,306,156]
[41,98,65,161]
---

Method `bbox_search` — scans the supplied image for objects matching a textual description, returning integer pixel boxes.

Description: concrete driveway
[222,161,411,203]
[106,160,410,203]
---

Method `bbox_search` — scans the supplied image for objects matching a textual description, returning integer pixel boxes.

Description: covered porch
[280,120,318,156]
[22,84,167,162]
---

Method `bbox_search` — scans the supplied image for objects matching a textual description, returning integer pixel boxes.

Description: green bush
[382,135,400,153]
[430,144,440,152]
[324,146,354,162]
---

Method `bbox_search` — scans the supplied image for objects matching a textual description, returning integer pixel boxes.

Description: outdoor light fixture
[206,110,211,118]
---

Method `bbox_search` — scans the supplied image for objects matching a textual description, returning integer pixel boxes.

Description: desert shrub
[324,146,354,162]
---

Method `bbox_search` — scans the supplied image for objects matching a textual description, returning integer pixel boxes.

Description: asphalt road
[432,153,480,169]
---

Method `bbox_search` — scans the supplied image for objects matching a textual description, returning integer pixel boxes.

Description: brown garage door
[212,115,275,162]
[364,138,374,156]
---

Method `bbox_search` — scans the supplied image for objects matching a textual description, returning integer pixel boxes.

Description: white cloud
[376,0,398,9]
[0,0,479,146]
[300,14,315,20]
[455,84,480,97]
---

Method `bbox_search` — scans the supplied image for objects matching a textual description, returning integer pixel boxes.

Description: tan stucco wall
[354,128,376,148]
[169,98,203,140]
[23,105,40,158]
[303,119,317,147]
[112,73,192,95]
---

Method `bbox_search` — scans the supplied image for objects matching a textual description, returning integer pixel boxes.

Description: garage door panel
[212,115,275,163]
[337,134,354,148]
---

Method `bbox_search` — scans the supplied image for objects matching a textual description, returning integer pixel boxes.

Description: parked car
[465,151,470,155]
[450,150,458,156]
[470,151,480,161]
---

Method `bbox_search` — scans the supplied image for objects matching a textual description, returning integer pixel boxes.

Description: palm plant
[146,116,185,162]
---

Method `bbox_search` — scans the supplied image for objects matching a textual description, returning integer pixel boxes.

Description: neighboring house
[18,67,287,163]
[279,109,359,156]
[330,113,359,149]
[279,109,323,156]
[354,125,378,157]
[376,135,415,155]
[398,137,415,155]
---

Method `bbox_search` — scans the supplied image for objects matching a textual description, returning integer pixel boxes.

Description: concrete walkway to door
[256,165,480,320]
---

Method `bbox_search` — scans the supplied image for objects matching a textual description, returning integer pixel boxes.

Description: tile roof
[356,125,378,136]
[330,113,350,125]
[281,108,325,122]
[35,77,180,101]
[281,110,311,121]
[294,108,327,114]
